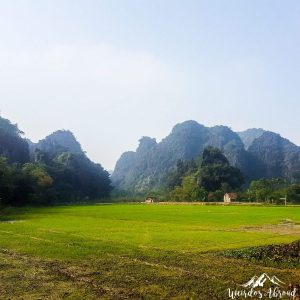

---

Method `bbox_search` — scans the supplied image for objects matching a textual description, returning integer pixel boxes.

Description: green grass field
[1,204,300,299]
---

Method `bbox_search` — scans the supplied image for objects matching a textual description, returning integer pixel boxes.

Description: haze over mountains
[112,120,300,193]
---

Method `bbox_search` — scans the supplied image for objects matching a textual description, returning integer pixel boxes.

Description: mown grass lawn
[0,204,300,299]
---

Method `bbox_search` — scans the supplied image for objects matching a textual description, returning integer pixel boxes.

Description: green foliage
[52,152,112,201]
[0,117,112,206]
[166,159,198,189]
[169,175,207,201]
[199,147,244,192]
[286,184,300,203]
[249,178,287,202]
[0,157,14,205]
[0,151,112,206]
[32,150,112,203]
[222,240,300,268]
[0,158,52,206]
[207,190,224,202]
[22,163,53,189]
[167,147,244,201]
[201,147,228,166]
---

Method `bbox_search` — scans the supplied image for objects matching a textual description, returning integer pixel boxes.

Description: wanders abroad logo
[242,274,285,289]
[227,273,297,299]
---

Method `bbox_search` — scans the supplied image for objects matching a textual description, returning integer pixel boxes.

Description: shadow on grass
[0,206,34,222]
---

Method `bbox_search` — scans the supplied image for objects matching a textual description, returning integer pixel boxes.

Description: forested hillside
[0,116,111,205]
[112,121,300,194]
[0,117,29,163]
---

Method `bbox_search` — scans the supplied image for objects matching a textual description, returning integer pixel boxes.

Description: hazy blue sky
[1,0,300,170]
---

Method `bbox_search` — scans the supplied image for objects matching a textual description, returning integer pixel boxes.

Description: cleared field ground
[0,204,300,299]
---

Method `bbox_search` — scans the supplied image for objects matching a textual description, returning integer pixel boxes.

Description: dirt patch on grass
[239,219,300,235]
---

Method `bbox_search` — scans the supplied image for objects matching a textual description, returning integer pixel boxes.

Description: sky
[1,0,300,170]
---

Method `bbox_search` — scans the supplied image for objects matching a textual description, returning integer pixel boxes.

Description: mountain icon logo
[241,273,285,288]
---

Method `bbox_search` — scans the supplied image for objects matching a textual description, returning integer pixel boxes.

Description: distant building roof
[225,193,237,199]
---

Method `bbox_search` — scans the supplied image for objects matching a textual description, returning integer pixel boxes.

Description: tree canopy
[199,147,244,192]
[166,147,244,201]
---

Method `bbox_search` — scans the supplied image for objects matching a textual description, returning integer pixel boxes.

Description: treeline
[0,116,112,206]
[246,178,300,204]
